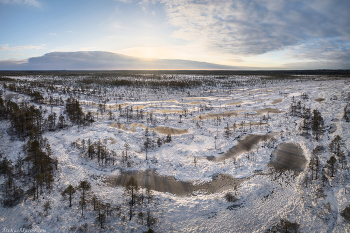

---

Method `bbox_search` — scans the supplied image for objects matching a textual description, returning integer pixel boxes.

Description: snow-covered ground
[0,74,350,232]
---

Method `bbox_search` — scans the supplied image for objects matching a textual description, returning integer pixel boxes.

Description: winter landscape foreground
[0,71,350,232]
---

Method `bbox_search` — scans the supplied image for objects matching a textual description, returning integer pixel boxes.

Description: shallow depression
[313,97,325,103]
[108,169,246,195]
[269,142,307,173]
[209,134,272,162]
[110,122,188,135]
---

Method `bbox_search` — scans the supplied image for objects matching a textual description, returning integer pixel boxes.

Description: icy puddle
[226,99,266,106]
[110,122,188,135]
[154,109,186,114]
[108,169,245,195]
[271,99,283,104]
[4,92,21,100]
[208,134,272,162]
[313,97,326,103]
[247,108,283,116]
[269,143,307,173]
[194,109,245,120]
[186,97,218,101]
[195,108,283,121]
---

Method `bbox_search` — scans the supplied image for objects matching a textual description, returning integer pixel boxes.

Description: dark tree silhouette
[61,184,76,207]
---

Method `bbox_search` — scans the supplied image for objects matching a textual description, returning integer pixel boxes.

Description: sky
[0,0,350,70]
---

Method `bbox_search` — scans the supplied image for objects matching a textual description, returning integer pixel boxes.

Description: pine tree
[166,134,172,143]
[327,155,337,177]
[61,184,76,207]
[125,176,138,220]
[309,157,315,180]
[146,185,153,204]
[124,143,130,159]
[144,138,150,160]
[311,109,324,140]
[321,169,327,187]
[343,104,350,122]
[88,138,94,159]
[329,135,345,156]
[79,196,87,217]
[215,135,220,149]
[108,109,113,120]
[329,135,346,169]
[315,156,320,180]
[43,201,51,216]
[96,212,106,229]
[77,180,91,216]
[157,137,162,147]
[58,114,66,129]
[224,122,231,139]
[341,204,350,223]
[92,195,98,211]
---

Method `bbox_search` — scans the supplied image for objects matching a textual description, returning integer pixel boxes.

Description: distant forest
[1,69,350,77]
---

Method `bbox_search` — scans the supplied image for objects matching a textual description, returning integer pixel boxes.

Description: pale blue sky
[1,0,350,69]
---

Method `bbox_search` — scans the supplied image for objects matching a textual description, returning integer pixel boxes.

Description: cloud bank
[0,51,238,70]
[135,0,350,66]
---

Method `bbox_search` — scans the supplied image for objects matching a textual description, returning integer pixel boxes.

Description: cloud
[286,38,350,62]
[113,0,134,3]
[138,0,151,12]
[111,0,350,65]
[0,0,41,7]
[0,51,239,70]
[146,0,349,65]
[283,61,350,70]
[0,44,46,51]
[161,0,349,53]
[0,59,28,70]
[1,51,347,70]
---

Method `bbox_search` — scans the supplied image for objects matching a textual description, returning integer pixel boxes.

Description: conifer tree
[224,122,231,139]
[61,184,76,207]
[327,155,337,177]
[144,138,150,160]
[311,109,324,140]
[77,180,91,216]
[124,143,130,159]
[166,134,172,143]
[125,176,138,220]
[341,205,350,223]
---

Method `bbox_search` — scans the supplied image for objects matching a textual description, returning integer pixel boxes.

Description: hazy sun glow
[118,47,159,59]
